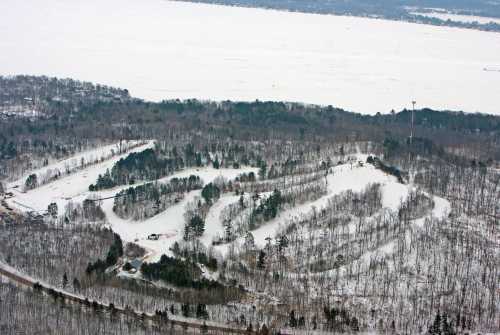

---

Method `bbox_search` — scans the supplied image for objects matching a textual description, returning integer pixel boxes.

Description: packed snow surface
[1,0,500,115]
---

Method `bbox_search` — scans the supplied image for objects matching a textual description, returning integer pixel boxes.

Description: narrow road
[0,261,252,335]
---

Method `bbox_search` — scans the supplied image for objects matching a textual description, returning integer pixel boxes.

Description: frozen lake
[1,0,500,115]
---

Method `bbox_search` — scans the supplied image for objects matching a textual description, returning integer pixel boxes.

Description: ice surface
[1,0,499,115]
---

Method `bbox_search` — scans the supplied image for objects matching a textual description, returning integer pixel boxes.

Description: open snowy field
[1,0,500,115]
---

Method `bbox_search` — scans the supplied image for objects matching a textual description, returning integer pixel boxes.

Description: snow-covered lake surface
[1,0,500,115]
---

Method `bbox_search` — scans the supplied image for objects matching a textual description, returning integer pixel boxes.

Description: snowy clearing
[8,141,146,188]
[6,141,155,214]
[1,0,500,115]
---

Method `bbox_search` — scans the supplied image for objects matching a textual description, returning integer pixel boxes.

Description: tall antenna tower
[119,117,127,154]
[410,100,416,147]
[408,101,416,185]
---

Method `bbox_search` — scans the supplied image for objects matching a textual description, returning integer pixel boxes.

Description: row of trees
[219,178,328,243]
[22,141,145,191]
[89,148,185,190]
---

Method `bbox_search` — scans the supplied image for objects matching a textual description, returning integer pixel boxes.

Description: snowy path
[8,141,145,189]
[6,141,155,214]
[5,140,258,261]
[100,167,258,261]
[200,194,240,246]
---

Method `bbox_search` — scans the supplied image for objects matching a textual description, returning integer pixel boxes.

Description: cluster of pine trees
[140,254,222,290]
[89,148,186,190]
[85,233,123,275]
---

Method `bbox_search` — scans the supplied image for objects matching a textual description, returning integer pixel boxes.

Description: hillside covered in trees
[0,76,498,335]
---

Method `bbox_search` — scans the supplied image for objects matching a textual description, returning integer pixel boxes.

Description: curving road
[0,260,253,335]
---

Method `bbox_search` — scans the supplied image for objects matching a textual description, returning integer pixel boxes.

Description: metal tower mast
[410,100,416,147]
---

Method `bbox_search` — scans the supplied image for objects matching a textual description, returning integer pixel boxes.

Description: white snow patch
[1,0,500,115]
[6,141,155,214]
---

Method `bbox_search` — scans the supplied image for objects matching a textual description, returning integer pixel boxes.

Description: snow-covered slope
[100,167,258,262]
[8,141,146,190]
[6,141,155,213]
[7,143,450,269]
[7,145,258,262]
[212,161,450,258]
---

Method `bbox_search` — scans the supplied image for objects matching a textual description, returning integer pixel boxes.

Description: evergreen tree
[258,162,267,180]
[196,153,203,167]
[72,277,80,291]
[213,156,220,169]
[429,312,442,335]
[181,303,191,317]
[201,183,220,204]
[190,215,205,237]
[62,272,68,289]
[25,174,38,190]
[442,313,455,335]
[277,235,289,253]
[47,202,58,218]
[257,250,266,269]
[351,316,359,332]
[289,310,297,328]
[196,303,208,319]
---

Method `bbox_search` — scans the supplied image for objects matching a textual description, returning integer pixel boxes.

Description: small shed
[148,234,160,241]
[130,259,143,270]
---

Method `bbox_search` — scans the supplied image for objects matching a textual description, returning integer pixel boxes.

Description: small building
[147,234,160,241]
[129,259,143,274]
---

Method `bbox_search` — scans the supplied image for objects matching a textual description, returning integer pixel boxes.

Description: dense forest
[0,76,498,335]
[1,75,498,183]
